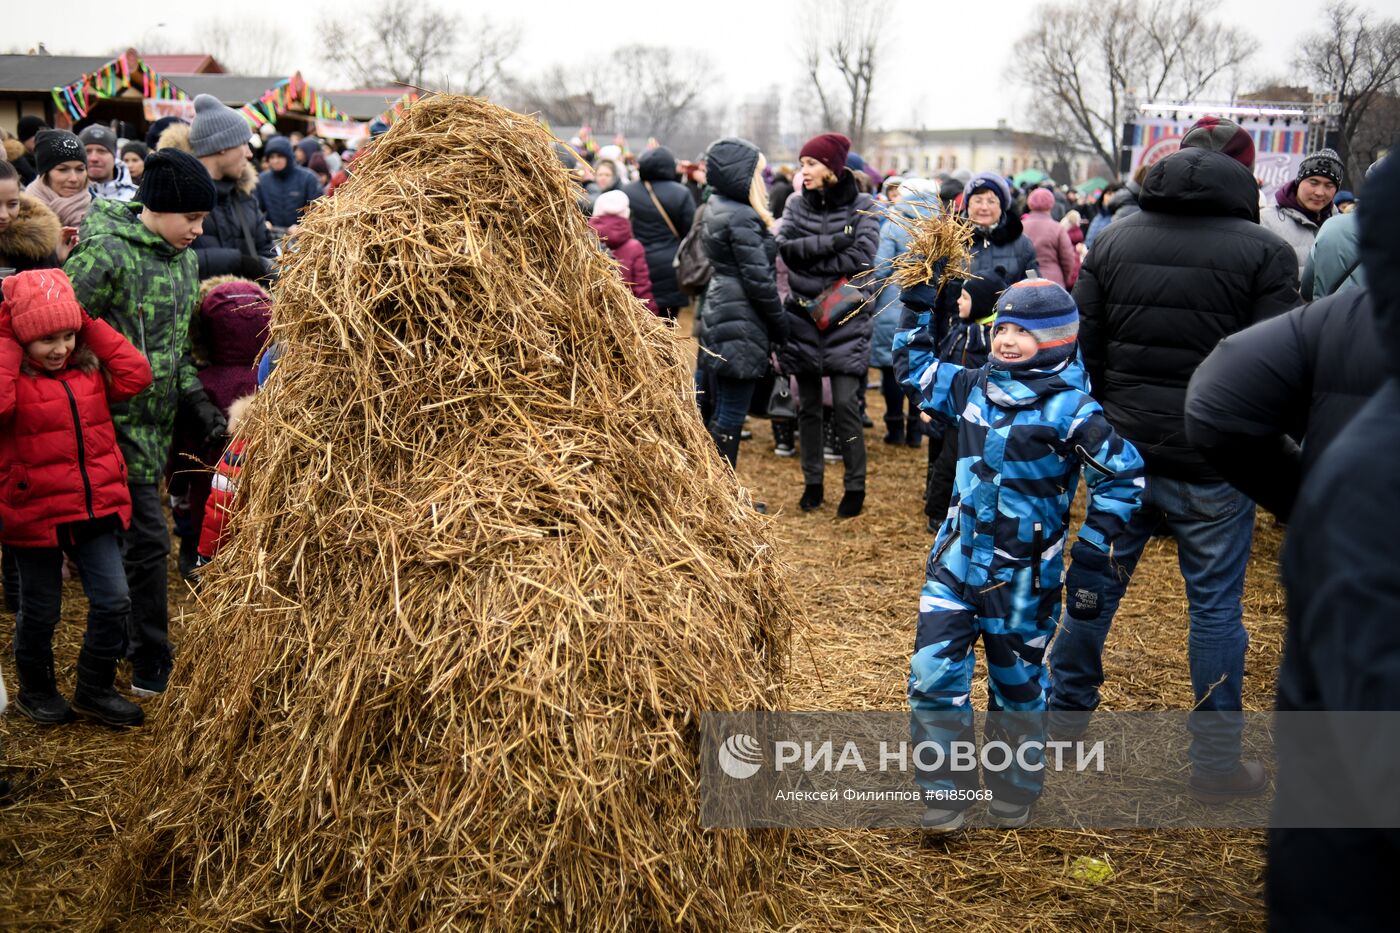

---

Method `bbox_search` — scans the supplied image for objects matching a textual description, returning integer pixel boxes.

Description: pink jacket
[588,215,658,314]
[1021,211,1078,289]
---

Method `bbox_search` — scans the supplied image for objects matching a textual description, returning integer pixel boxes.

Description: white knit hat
[592,190,631,219]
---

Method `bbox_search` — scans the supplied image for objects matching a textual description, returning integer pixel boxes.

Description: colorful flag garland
[50,48,187,121]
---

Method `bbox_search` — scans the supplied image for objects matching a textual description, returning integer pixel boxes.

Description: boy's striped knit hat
[993,278,1078,368]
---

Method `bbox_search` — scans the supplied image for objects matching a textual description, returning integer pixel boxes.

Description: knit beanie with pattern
[992,278,1079,369]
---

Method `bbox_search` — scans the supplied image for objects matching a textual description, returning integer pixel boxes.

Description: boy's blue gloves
[1063,540,1127,621]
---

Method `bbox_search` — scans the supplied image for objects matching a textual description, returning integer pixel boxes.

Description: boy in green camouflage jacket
[64,149,228,696]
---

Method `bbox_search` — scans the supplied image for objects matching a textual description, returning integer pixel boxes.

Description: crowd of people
[0,97,1396,927]
[563,117,1394,925]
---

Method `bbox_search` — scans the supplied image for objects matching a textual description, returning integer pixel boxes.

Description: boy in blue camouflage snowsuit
[892,278,1145,831]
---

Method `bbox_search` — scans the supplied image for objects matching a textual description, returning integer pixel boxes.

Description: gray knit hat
[189,94,251,157]
[78,124,118,155]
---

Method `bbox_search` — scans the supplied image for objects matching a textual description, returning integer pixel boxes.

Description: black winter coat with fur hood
[0,195,62,275]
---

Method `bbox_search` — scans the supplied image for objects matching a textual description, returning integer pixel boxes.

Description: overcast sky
[8,0,1344,131]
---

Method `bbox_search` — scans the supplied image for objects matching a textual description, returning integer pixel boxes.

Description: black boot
[905,415,923,448]
[72,650,145,728]
[2,546,18,612]
[799,484,824,512]
[772,419,797,457]
[709,426,741,469]
[177,535,201,582]
[837,490,865,518]
[822,411,840,463]
[15,657,74,725]
[883,418,905,445]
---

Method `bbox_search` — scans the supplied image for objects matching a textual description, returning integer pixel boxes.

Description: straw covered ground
[1,95,1282,931]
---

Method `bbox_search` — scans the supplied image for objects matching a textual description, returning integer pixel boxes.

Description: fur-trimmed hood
[3,138,23,163]
[19,344,99,376]
[226,394,254,433]
[0,194,61,261]
[157,122,258,195]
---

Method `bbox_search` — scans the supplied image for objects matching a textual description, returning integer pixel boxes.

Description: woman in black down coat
[776,132,880,518]
[698,137,789,472]
[623,146,695,321]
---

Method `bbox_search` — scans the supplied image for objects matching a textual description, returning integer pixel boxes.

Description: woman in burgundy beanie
[776,131,880,518]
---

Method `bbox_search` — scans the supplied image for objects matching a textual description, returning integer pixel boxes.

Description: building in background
[870,122,1106,184]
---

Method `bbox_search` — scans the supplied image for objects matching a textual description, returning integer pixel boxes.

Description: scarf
[25,177,91,227]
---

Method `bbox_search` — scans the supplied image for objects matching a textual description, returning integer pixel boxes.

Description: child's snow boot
[882,417,905,445]
[72,650,145,728]
[920,806,966,833]
[15,658,73,725]
[988,799,1033,829]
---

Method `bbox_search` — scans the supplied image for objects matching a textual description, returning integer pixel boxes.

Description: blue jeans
[13,529,131,667]
[709,376,758,435]
[1047,476,1255,774]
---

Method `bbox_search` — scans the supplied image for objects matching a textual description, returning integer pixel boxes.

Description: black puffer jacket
[192,173,277,279]
[698,138,787,380]
[768,174,794,219]
[1184,289,1383,521]
[774,171,880,376]
[622,147,695,310]
[1074,147,1300,480]
[1267,155,1400,933]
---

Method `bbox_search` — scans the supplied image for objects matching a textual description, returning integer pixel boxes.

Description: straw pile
[93,95,793,931]
[882,209,977,291]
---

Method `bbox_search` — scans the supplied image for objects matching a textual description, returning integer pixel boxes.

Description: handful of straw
[881,208,978,292]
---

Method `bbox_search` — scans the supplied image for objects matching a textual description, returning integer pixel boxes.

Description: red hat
[3,269,85,344]
[799,132,851,179]
[1180,116,1256,171]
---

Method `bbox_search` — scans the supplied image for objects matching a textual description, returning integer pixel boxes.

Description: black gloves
[1063,540,1127,621]
[831,224,856,253]
[183,387,229,449]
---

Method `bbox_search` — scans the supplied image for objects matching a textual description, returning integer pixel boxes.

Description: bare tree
[607,46,710,141]
[1013,0,1257,177]
[459,19,522,97]
[510,65,615,129]
[510,46,713,147]
[192,18,295,75]
[319,0,517,95]
[798,0,890,149]
[320,0,458,88]
[1296,1,1400,180]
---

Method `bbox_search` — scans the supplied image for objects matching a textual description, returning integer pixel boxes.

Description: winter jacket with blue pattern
[894,331,1145,593]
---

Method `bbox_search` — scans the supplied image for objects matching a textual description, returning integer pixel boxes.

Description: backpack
[673,201,712,296]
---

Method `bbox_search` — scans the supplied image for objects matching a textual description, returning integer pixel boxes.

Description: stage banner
[316,118,369,142]
[1129,115,1310,197]
[143,98,196,122]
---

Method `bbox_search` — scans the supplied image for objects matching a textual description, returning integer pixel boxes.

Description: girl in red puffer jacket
[0,269,152,729]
